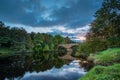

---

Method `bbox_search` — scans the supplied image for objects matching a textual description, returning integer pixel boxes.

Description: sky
[0,0,103,41]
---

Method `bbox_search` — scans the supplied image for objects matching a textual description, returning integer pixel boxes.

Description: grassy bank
[79,48,120,80]
[88,48,120,66]
[79,64,120,80]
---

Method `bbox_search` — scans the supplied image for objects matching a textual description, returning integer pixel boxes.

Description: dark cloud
[0,0,103,28]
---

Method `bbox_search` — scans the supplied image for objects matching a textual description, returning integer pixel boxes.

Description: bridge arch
[58,43,79,60]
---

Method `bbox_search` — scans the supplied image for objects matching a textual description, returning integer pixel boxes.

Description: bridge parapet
[58,43,79,49]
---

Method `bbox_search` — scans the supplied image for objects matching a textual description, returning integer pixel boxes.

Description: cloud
[0,0,103,42]
[0,0,103,28]
[6,22,90,41]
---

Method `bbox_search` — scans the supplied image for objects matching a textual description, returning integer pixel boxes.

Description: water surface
[5,60,86,80]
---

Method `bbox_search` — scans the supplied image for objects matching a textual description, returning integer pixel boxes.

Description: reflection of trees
[0,52,66,80]
[57,46,67,56]
[31,57,66,72]
[0,54,31,80]
[71,45,78,57]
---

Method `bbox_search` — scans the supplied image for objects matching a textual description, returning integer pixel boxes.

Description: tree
[65,36,73,43]
[43,44,49,51]
[54,35,65,46]
[10,27,27,51]
[49,43,54,50]
[77,0,120,56]
[25,34,34,50]
[0,21,11,47]
[87,0,120,47]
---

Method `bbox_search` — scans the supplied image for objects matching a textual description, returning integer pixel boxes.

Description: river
[4,60,86,80]
[0,51,86,80]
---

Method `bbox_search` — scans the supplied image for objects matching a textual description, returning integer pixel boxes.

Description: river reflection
[0,53,66,80]
[5,60,86,80]
[0,51,86,80]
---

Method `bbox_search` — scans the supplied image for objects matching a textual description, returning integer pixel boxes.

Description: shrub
[77,39,108,58]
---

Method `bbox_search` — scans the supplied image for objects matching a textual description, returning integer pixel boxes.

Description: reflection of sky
[5,60,86,80]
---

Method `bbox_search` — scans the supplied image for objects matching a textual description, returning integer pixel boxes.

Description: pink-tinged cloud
[76,36,86,41]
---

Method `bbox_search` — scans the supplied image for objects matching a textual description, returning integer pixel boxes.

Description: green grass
[79,64,120,80]
[0,48,15,58]
[81,48,120,80]
[94,48,120,65]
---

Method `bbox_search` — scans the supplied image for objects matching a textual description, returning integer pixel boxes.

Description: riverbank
[79,64,120,80]
[1,47,120,80]
[79,48,120,80]
[77,59,94,71]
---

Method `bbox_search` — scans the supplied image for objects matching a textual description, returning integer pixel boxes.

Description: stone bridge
[58,43,79,49]
[58,43,79,60]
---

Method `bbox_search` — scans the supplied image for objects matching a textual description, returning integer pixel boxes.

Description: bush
[87,54,96,61]
[76,39,107,58]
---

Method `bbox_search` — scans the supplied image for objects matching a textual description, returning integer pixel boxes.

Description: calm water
[5,60,86,80]
[0,52,86,80]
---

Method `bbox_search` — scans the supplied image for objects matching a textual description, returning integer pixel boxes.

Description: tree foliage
[0,21,71,60]
[87,0,120,45]
[77,0,120,57]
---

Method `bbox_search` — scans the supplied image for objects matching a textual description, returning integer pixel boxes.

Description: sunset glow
[76,36,86,41]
